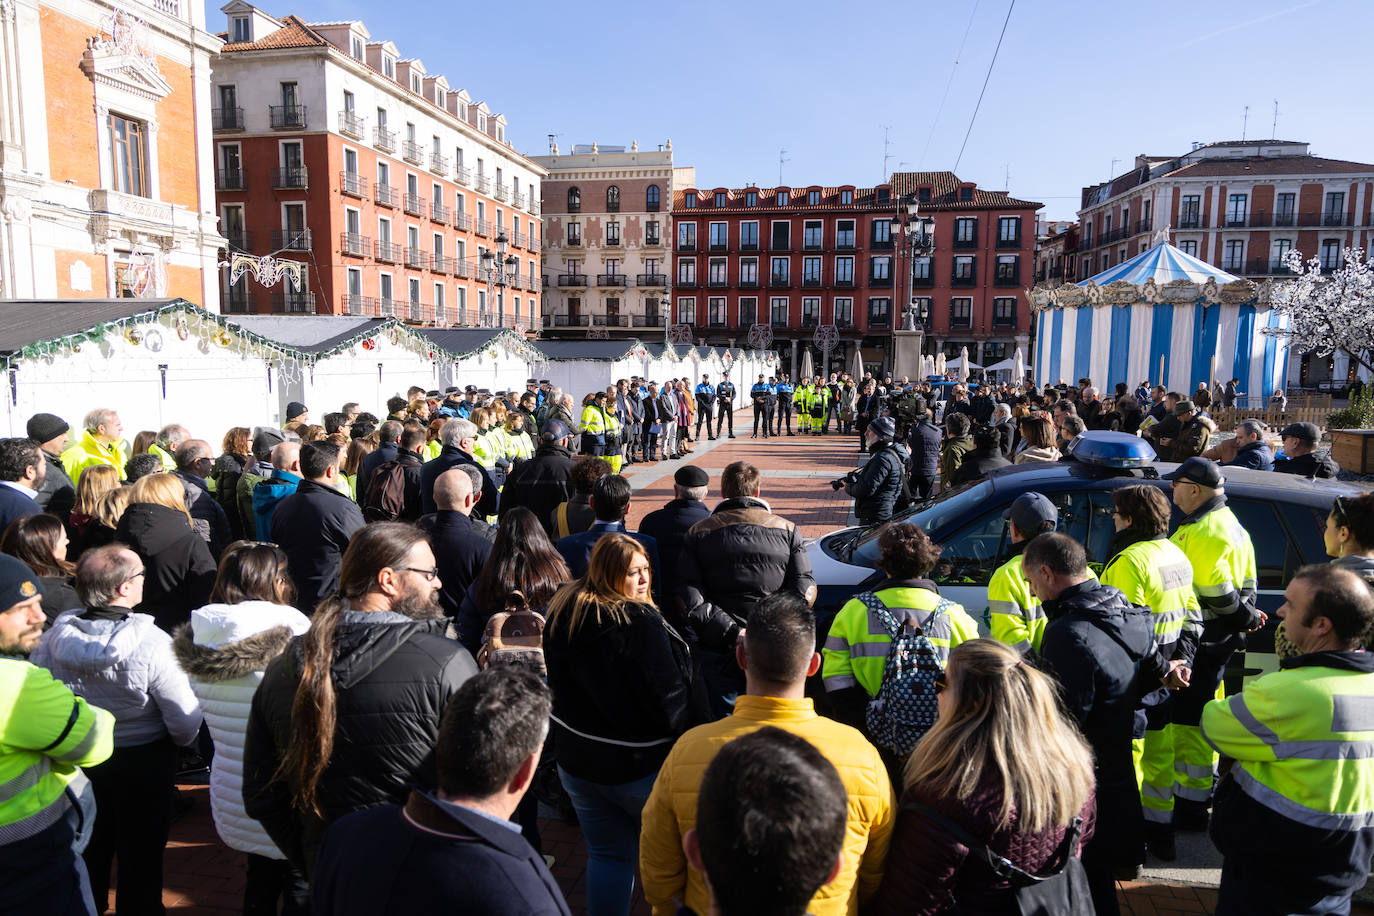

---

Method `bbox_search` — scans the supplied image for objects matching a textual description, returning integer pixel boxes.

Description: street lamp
[891,194,935,337]
[479,231,522,329]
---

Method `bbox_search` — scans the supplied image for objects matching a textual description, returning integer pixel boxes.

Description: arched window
[567,187,581,213]
[646,184,660,212]
[606,185,620,212]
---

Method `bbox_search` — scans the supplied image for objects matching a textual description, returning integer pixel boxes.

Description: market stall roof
[0,298,183,356]
[225,316,389,354]
[1077,241,1239,288]
[414,327,534,360]
[533,339,646,361]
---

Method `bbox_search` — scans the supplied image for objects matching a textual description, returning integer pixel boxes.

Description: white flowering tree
[1267,246,1374,374]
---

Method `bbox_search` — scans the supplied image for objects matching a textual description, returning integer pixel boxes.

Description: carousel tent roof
[0,298,183,356]
[1078,241,1240,288]
[225,316,389,353]
[532,339,644,361]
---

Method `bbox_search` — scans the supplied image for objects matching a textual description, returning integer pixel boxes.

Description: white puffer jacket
[33,610,203,748]
[172,601,310,858]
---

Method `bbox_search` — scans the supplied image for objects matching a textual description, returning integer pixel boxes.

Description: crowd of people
[0,370,1370,916]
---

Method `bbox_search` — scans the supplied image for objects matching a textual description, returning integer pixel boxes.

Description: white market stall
[417,328,543,395]
[531,339,656,400]
[1032,239,1290,397]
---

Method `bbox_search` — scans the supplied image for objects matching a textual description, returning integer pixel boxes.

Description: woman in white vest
[172,541,311,915]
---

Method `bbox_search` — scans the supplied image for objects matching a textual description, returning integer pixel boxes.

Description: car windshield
[849,480,994,565]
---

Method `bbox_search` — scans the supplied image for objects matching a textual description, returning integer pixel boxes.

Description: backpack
[363,459,408,522]
[476,591,546,675]
[857,591,951,757]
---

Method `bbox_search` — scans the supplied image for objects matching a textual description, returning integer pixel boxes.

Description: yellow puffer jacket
[60,429,126,482]
[639,695,895,916]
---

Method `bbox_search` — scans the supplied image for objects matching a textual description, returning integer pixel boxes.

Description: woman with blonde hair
[874,638,1096,915]
[68,463,122,558]
[544,533,695,916]
[1013,415,1061,464]
[117,471,216,631]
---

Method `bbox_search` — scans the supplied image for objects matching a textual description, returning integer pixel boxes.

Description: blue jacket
[251,470,301,541]
[907,419,942,477]
[556,521,661,586]
[313,790,570,916]
[1225,440,1274,472]
[0,483,40,534]
[694,382,715,406]
[417,510,493,617]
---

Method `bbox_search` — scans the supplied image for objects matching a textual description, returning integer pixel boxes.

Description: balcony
[633,314,665,328]
[604,235,623,248]
[453,213,470,231]
[834,276,855,288]
[593,314,629,328]
[597,273,627,287]
[337,110,365,139]
[494,183,509,201]
[835,317,854,330]
[769,243,792,253]
[453,259,470,278]
[373,126,396,153]
[405,301,431,324]
[644,235,663,248]
[402,140,424,164]
[273,290,316,313]
[339,171,367,198]
[677,239,697,251]
[637,273,667,287]
[868,276,893,288]
[270,166,308,189]
[676,276,698,289]
[1135,218,1152,235]
[709,241,729,252]
[270,228,312,250]
[476,175,492,194]
[544,314,590,327]
[375,184,399,208]
[454,165,471,186]
[802,276,823,288]
[1323,212,1347,227]
[707,276,729,288]
[221,291,255,314]
[1273,211,1297,227]
[557,274,588,287]
[212,107,244,131]
[870,237,894,251]
[739,241,759,252]
[376,297,396,317]
[431,203,451,225]
[1224,214,1248,228]
[506,275,522,290]
[564,235,581,247]
[952,237,977,250]
[405,248,431,270]
[475,218,491,237]
[223,231,251,251]
[911,274,934,288]
[374,240,401,263]
[339,232,370,257]
[269,104,307,130]
[342,294,376,316]
[1178,214,1202,229]
[738,277,759,288]
[800,316,819,329]
[513,192,526,209]
[995,234,1022,250]
[215,168,246,191]
[528,198,540,216]
[1222,259,1245,273]
[993,312,1017,328]
[867,315,891,329]
[510,231,527,248]
[430,152,450,176]
[1239,257,1294,276]
[769,274,791,289]
[951,273,975,287]
[404,194,427,218]
[994,270,1020,287]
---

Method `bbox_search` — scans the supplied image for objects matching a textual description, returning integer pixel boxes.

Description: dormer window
[435,88,445,108]
[410,74,420,94]
[350,35,363,59]
[808,190,820,205]
[231,16,250,41]
[496,125,504,142]
[777,190,789,206]
[684,191,697,208]
[876,188,890,205]
[840,189,853,205]
[458,102,468,120]
[960,187,973,201]
[918,188,931,202]
[477,113,487,133]
[745,190,758,207]
[382,56,394,78]
[714,191,726,208]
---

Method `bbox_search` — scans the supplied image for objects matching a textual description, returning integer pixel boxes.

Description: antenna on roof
[1242,104,1249,142]
[1004,162,1011,192]
[778,148,789,186]
[1272,99,1279,139]
[546,133,559,155]
[881,125,893,183]
[1110,158,1120,179]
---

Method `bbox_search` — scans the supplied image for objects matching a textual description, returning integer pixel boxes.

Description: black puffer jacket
[241,612,477,877]
[498,442,576,536]
[1274,450,1340,479]
[420,446,498,517]
[116,502,217,632]
[212,452,247,539]
[544,600,695,785]
[907,419,942,477]
[174,470,232,558]
[847,440,907,524]
[270,480,366,612]
[677,497,815,650]
[35,450,75,520]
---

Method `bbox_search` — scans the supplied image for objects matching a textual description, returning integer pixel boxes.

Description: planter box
[1331,429,1374,474]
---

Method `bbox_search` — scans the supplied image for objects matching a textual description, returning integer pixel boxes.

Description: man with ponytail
[242,522,479,878]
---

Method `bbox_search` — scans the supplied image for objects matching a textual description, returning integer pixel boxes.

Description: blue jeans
[557,766,658,916]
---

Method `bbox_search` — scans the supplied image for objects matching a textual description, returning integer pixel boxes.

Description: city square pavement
[134,405,1374,914]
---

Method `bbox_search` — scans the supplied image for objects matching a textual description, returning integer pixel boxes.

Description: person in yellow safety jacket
[822,522,979,737]
[503,414,534,466]
[579,391,610,457]
[1101,484,1201,862]
[1201,564,1374,916]
[1164,457,1265,832]
[60,408,127,483]
[988,492,1068,655]
[807,377,831,435]
[0,556,115,906]
[600,388,623,473]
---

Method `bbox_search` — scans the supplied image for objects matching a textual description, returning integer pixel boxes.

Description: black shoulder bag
[903,802,1093,916]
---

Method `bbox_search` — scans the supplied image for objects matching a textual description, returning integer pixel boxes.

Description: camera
[830,470,859,491]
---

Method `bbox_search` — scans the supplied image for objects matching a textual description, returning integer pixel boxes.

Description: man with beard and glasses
[243,523,478,879]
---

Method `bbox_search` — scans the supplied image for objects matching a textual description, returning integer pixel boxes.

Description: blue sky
[253,0,1374,220]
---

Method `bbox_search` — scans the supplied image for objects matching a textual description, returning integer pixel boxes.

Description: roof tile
[220,15,330,52]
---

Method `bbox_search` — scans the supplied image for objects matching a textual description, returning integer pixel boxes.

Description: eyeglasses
[1334,496,1349,524]
[933,672,948,695]
[398,566,440,582]
[126,569,145,582]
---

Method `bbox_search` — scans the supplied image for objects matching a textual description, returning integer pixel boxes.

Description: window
[959,187,973,202]
[835,256,854,285]
[993,297,1016,326]
[379,274,393,312]
[950,297,972,328]
[836,219,855,248]
[378,216,392,243]
[477,112,487,133]
[870,256,892,281]
[807,189,820,205]
[684,191,697,208]
[954,218,977,245]
[777,190,789,206]
[740,221,759,249]
[802,297,820,325]
[645,220,660,246]
[745,190,758,207]
[739,258,759,286]
[834,297,853,326]
[983,342,1007,363]
[997,217,1020,244]
[678,259,696,284]
[231,16,250,41]
[709,222,728,250]
[867,297,891,327]
[1272,238,1292,270]
[803,220,822,249]
[770,297,789,325]
[347,34,363,59]
[607,185,620,212]
[870,218,892,245]
[995,255,1018,285]
[1321,240,1341,271]
[646,185,660,211]
[605,221,620,246]
[708,258,727,286]
[1325,192,1346,224]
[714,191,726,208]
[911,296,931,324]
[1275,192,1296,224]
[434,283,445,321]
[840,189,853,205]
[709,297,726,326]
[410,73,420,94]
[567,187,580,212]
[1178,239,1198,256]
[1180,195,1201,228]
[770,257,790,283]
[677,222,696,249]
[1226,194,1248,226]
[343,147,358,176]
[771,221,790,251]
[739,297,758,326]
[953,255,975,281]
[108,113,148,196]
[913,256,932,281]
[1223,240,1245,271]
[918,188,931,202]
[676,297,695,324]
[566,222,581,245]
[803,256,821,286]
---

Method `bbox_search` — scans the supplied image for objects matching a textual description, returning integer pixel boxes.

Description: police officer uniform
[694,378,716,440]
[750,376,775,438]
[715,378,736,438]
[775,377,795,435]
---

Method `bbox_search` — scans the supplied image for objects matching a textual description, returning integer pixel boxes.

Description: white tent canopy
[944,356,983,370]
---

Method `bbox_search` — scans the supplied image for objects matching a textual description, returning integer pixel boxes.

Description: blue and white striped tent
[1033,241,1290,397]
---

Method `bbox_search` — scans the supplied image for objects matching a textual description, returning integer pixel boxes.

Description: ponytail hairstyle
[275,522,429,814]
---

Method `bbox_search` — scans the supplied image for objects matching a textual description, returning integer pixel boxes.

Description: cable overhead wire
[953,0,1016,174]
[916,0,981,172]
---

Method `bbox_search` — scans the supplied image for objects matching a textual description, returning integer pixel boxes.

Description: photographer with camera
[841,417,908,526]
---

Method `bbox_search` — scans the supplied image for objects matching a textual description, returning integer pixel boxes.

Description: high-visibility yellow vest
[60,430,126,482]
[580,405,608,435]
[1101,537,1200,656]
[989,553,1097,654]
[1171,504,1258,628]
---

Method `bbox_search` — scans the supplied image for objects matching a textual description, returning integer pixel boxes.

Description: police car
[809,431,1369,676]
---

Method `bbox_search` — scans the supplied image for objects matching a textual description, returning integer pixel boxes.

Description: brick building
[1034,222,1078,284]
[534,141,682,339]
[0,0,224,305]
[1076,139,1374,384]
[211,3,544,327]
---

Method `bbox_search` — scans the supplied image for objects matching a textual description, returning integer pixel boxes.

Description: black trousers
[753,407,772,436]
[715,403,734,436]
[0,806,93,916]
[85,735,177,916]
[777,404,793,434]
[910,473,935,500]
[695,402,714,438]
[244,854,310,916]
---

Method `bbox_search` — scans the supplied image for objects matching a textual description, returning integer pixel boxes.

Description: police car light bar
[1068,431,1157,468]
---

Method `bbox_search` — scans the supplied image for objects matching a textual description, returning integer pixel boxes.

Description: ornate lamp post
[889,195,936,344]
[479,231,521,329]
